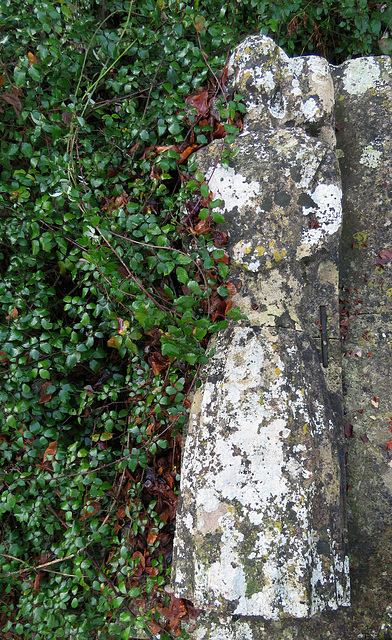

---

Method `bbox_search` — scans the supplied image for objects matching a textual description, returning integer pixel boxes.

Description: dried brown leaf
[81,500,101,520]
[28,51,38,66]
[149,351,170,375]
[194,218,212,235]
[61,110,72,125]
[376,249,392,266]
[43,441,57,462]
[38,381,53,404]
[344,423,353,438]
[224,282,237,296]
[0,350,9,365]
[0,91,22,117]
[185,91,209,117]
[6,307,18,320]
[33,572,45,591]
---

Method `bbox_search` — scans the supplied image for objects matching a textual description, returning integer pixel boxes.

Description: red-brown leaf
[223,282,237,296]
[185,91,209,117]
[385,439,392,450]
[132,551,145,577]
[376,249,392,266]
[212,122,227,140]
[178,144,198,163]
[81,500,101,519]
[38,381,53,404]
[194,218,212,235]
[215,251,229,265]
[221,64,229,87]
[149,351,170,375]
[6,307,18,320]
[212,230,228,247]
[33,572,45,591]
[28,51,38,66]
[344,423,353,438]
[147,529,158,545]
[116,505,127,520]
[43,441,57,462]
[0,350,9,365]
[0,91,22,117]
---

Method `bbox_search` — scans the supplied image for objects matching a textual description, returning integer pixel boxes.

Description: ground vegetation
[0,0,391,638]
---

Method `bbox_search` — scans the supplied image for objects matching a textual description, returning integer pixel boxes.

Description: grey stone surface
[168,38,392,640]
[172,35,349,622]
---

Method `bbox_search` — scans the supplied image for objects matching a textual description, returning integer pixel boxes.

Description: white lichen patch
[232,239,286,272]
[293,144,326,189]
[341,57,381,95]
[193,620,254,640]
[301,96,320,121]
[208,165,260,214]
[359,144,382,168]
[301,183,342,246]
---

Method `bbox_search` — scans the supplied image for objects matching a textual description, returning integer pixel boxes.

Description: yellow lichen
[274,249,287,261]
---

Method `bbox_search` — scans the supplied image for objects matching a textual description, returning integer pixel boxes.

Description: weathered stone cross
[172,35,392,639]
[173,35,349,619]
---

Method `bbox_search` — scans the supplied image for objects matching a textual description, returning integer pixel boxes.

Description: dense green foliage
[0,0,390,638]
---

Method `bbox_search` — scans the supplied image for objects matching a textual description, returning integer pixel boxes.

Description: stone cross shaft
[172,35,350,620]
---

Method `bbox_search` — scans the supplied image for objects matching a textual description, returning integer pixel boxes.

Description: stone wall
[171,36,392,640]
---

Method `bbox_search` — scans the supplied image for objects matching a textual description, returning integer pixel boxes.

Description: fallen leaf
[212,230,227,247]
[36,551,52,565]
[178,144,198,163]
[0,350,9,365]
[43,441,57,462]
[6,307,18,320]
[61,110,72,125]
[184,599,204,619]
[115,505,127,520]
[185,91,209,117]
[33,572,45,591]
[132,551,145,577]
[371,396,379,408]
[38,381,53,404]
[224,300,233,315]
[147,529,158,545]
[212,122,227,139]
[376,249,392,266]
[215,251,229,265]
[194,218,212,235]
[360,433,369,443]
[28,51,38,65]
[81,500,101,519]
[0,91,22,117]
[149,351,170,375]
[385,440,392,450]
[344,423,353,438]
[117,318,129,335]
[0,74,4,88]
